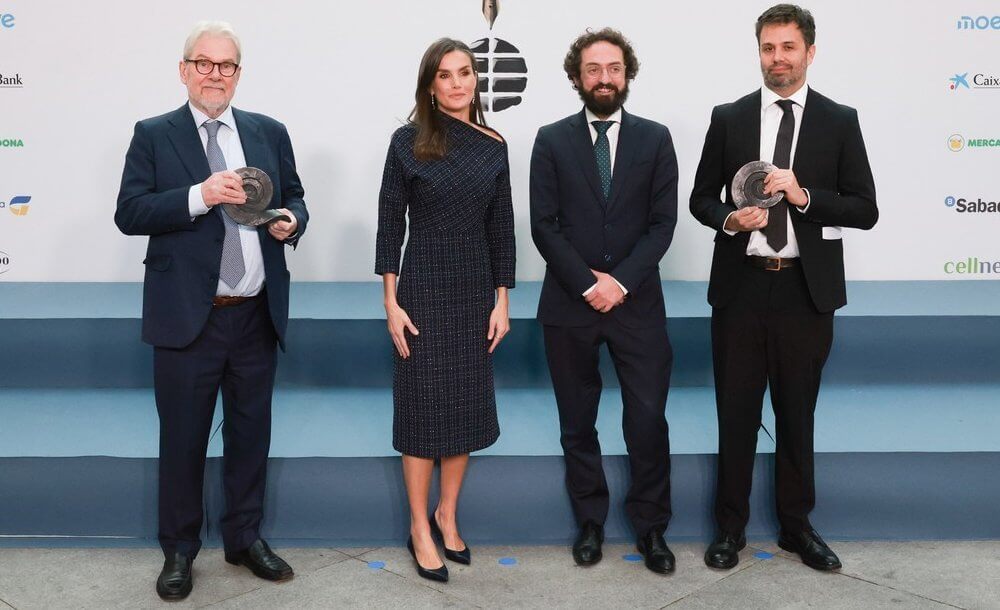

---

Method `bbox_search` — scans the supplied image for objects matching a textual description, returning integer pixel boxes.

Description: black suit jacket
[115,104,308,349]
[690,88,877,313]
[530,108,678,327]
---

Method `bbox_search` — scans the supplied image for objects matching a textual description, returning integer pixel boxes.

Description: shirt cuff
[582,282,597,297]
[188,184,210,219]
[796,188,811,213]
[612,277,628,296]
[722,211,738,236]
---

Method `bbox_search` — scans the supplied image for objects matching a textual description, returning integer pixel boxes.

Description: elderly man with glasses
[115,20,308,600]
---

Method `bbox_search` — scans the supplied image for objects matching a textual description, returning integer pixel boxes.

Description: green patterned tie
[592,120,613,200]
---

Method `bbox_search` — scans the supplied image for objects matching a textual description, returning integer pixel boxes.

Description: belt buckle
[765,257,782,272]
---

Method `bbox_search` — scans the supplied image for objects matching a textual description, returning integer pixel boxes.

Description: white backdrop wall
[1,0,998,282]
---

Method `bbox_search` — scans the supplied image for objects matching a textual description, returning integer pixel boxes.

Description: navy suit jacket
[689,89,877,312]
[115,104,308,349]
[530,108,678,327]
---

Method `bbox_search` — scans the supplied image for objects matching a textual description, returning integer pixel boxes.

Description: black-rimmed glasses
[184,58,239,77]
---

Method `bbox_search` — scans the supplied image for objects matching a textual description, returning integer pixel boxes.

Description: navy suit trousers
[153,293,277,558]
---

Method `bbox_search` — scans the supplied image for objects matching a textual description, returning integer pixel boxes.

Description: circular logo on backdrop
[471,37,527,112]
[945,196,957,207]
[948,134,965,151]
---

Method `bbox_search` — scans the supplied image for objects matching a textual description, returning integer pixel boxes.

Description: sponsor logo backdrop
[0,0,996,281]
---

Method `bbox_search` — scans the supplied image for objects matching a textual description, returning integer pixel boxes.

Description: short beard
[762,67,801,91]
[578,82,628,116]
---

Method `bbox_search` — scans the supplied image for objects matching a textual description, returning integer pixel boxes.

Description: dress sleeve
[375,133,409,275]
[485,142,516,288]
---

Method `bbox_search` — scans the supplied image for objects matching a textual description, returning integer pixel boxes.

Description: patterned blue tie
[203,120,245,289]
[592,120,613,200]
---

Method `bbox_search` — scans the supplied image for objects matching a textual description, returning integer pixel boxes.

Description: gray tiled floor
[0,541,995,609]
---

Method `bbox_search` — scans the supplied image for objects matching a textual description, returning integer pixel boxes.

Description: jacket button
[210,274,218,281]
[604,254,612,262]
[604,224,612,230]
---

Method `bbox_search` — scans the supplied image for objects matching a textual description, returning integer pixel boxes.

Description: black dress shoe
[778,529,842,571]
[572,521,604,566]
[407,536,449,582]
[430,514,471,565]
[225,539,294,581]
[156,553,192,601]
[704,531,747,569]
[637,527,675,574]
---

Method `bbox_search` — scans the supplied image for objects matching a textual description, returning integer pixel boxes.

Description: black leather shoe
[572,521,604,566]
[637,527,675,574]
[407,536,449,582]
[430,514,471,565]
[156,553,192,601]
[225,539,294,581]
[778,529,842,571]
[704,531,747,569]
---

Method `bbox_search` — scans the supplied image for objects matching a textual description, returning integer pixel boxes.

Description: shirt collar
[188,101,236,132]
[761,83,809,111]
[585,106,623,126]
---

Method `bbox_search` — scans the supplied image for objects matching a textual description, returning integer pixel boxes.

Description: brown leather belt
[746,255,799,271]
[212,295,254,307]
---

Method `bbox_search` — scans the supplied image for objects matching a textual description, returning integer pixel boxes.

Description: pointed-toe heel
[430,514,472,565]
[407,536,449,582]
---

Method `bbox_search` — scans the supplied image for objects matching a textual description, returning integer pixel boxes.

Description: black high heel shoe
[407,536,449,582]
[430,514,472,565]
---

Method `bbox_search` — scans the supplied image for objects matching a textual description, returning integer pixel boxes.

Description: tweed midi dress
[375,113,516,458]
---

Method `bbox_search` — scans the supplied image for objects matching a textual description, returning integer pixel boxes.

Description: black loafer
[572,520,604,566]
[705,531,747,569]
[408,536,449,582]
[778,529,842,571]
[225,539,294,581]
[637,527,675,574]
[156,553,192,601]
[430,514,471,565]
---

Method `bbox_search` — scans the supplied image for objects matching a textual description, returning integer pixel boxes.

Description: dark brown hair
[410,38,488,161]
[756,4,816,47]
[563,28,640,88]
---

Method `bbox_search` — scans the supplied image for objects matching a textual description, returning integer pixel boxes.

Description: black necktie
[764,99,795,252]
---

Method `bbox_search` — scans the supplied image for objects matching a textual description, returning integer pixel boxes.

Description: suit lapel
[166,104,211,183]
[792,88,821,176]
[606,109,639,212]
[740,90,762,164]
[568,110,607,207]
[232,108,266,178]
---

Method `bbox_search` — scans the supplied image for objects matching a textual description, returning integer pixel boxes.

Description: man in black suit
[115,21,308,600]
[690,4,877,572]
[530,28,678,574]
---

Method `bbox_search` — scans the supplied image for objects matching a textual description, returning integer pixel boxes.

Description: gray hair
[183,20,242,63]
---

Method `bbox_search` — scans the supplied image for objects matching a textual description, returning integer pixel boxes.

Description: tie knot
[203,120,222,138]
[591,120,614,136]
[775,99,795,113]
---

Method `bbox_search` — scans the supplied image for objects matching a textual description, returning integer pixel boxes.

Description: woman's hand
[386,303,419,358]
[487,299,510,354]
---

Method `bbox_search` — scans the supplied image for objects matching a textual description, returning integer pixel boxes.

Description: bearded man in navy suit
[115,21,308,600]
[530,28,678,575]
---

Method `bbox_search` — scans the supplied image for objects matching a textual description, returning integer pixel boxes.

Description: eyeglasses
[184,58,239,77]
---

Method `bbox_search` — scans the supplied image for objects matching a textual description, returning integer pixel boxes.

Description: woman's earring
[431,93,437,109]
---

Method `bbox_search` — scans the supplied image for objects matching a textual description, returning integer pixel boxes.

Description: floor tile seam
[0,597,13,610]
[197,583,266,608]
[838,572,967,610]
[658,557,766,608]
[341,554,482,607]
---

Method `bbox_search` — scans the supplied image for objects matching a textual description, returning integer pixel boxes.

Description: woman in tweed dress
[375,38,515,582]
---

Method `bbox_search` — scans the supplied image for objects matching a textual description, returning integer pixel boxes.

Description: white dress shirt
[186,102,265,297]
[582,107,628,297]
[725,84,811,258]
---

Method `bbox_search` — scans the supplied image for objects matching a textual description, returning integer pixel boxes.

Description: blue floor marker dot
[367,560,386,569]
[499,557,517,566]
[623,554,643,562]
[754,551,774,560]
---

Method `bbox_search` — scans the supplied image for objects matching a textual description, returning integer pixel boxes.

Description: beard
[578,82,629,116]
[762,63,802,91]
